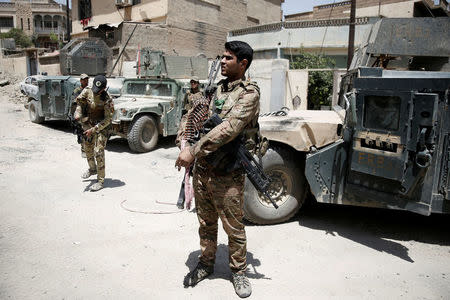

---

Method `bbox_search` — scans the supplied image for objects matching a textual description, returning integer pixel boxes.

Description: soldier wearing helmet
[74,75,114,192]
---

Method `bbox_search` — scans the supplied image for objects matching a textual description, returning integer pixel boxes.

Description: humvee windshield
[125,82,173,97]
[363,95,401,131]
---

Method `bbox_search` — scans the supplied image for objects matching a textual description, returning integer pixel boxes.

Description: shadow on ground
[106,137,130,153]
[184,244,270,287]
[106,136,176,153]
[42,120,72,133]
[289,201,450,263]
[82,177,126,192]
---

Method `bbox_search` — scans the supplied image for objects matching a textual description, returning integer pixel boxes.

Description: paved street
[1,93,449,299]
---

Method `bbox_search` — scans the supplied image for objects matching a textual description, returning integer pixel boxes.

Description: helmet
[92,75,107,94]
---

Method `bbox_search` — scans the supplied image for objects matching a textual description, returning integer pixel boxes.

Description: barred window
[0,17,13,28]
[79,0,92,20]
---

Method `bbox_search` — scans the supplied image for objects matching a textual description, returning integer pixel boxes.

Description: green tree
[290,50,336,110]
[0,28,33,48]
[49,32,58,42]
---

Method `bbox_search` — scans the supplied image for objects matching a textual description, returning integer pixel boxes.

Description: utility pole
[66,0,70,42]
[347,0,356,70]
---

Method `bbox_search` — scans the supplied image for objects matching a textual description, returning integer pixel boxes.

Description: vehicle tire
[28,100,44,124]
[127,114,159,152]
[243,146,307,225]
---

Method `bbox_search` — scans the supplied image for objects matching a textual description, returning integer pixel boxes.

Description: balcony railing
[34,27,65,34]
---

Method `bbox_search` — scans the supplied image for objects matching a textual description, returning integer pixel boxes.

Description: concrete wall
[247,0,282,25]
[286,0,414,20]
[355,1,415,17]
[247,58,309,113]
[0,56,28,78]
[72,0,169,38]
[228,21,375,57]
[286,70,308,111]
[38,63,61,75]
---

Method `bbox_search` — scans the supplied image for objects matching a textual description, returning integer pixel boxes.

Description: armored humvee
[109,48,208,152]
[27,76,124,124]
[111,78,185,152]
[244,18,450,224]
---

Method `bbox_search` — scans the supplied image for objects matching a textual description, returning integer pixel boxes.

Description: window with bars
[0,16,13,28]
[79,0,92,20]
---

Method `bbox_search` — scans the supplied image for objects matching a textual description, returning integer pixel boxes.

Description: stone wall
[15,1,33,36]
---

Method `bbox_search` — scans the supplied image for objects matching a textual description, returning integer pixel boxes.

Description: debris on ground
[0,73,27,105]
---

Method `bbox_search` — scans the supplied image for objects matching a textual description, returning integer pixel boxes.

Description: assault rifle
[68,115,90,144]
[202,114,279,209]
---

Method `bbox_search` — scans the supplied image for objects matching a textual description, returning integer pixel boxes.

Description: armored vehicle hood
[259,110,344,151]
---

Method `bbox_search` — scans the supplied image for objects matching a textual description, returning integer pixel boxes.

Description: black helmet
[92,75,107,94]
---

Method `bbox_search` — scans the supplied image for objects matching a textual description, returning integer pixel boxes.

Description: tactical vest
[205,79,261,173]
[88,92,107,125]
[214,80,260,151]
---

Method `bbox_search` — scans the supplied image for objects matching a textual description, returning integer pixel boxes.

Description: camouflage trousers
[83,131,108,183]
[193,163,247,274]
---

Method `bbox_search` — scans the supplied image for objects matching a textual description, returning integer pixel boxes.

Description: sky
[282,0,337,16]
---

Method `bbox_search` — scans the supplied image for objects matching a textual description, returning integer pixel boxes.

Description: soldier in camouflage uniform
[176,41,259,298]
[70,73,89,158]
[183,76,203,114]
[74,75,114,192]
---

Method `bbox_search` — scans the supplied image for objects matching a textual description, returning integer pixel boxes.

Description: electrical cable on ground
[120,199,185,215]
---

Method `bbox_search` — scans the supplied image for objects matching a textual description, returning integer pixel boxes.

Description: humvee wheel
[28,100,44,124]
[127,115,159,153]
[244,146,307,225]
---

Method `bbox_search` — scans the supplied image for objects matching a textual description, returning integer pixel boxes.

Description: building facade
[0,0,70,49]
[229,0,449,68]
[285,0,449,21]
[71,0,284,58]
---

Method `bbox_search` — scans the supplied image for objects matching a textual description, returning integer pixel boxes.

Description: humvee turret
[244,18,450,224]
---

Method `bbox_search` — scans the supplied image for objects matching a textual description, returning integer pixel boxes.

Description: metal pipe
[109,23,138,77]
[66,0,70,42]
[347,0,356,70]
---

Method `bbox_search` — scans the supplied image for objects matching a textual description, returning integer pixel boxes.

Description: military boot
[90,181,103,192]
[231,273,252,298]
[183,262,213,287]
[81,169,97,179]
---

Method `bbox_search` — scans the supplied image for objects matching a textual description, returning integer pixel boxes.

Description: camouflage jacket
[69,86,85,116]
[191,77,260,162]
[184,89,203,111]
[74,87,114,133]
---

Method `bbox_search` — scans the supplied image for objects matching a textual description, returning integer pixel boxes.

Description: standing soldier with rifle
[175,41,260,298]
[74,75,114,192]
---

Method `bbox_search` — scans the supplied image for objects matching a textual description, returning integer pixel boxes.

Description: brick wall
[166,0,248,57]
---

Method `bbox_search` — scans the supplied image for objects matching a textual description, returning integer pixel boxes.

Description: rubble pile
[0,71,28,105]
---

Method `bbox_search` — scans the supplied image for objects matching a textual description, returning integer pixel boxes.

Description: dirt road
[0,88,449,299]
